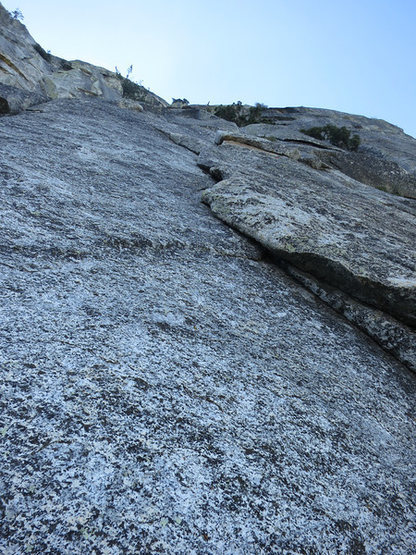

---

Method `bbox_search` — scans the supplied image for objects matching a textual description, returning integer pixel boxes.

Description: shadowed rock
[0,83,47,113]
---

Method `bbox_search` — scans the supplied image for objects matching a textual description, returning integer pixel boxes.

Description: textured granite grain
[1,99,415,554]
[200,135,416,371]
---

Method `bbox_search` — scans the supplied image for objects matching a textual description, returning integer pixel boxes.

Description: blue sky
[3,0,416,137]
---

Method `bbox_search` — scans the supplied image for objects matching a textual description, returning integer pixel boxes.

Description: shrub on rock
[301,124,361,151]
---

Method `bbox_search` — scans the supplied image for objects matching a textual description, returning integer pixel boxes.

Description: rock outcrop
[0,4,167,112]
[1,4,415,553]
[200,130,416,371]
[242,106,416,199]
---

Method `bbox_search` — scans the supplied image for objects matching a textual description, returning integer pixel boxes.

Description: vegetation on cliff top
[115,65,148,102]
[214,102,268,127]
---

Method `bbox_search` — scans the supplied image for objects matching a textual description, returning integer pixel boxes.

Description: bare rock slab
[1,98,415,553]
[201,139,416,372]
[202,142,416,326]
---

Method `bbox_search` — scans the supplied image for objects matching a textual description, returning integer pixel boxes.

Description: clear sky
[3,0,416,137]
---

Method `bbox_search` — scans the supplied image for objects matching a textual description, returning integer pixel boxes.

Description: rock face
[41,59,123,101]
[0,82,45,113]
[1,97,416,555]
[0,7,50,94]
[204,131,416,328]
[201,130,416,372]
[242,106,416,199]
[0,4,167,111]
[1,6,416,554]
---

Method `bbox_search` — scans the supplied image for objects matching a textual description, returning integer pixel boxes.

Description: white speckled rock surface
[0,98,415,553]
[200,133,416,372]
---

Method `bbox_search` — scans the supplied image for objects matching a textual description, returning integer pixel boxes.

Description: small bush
[214,102,242,124]
[34,43,52,63]
[60,60,73,71]
[301,124,360,151]
[115,67,147,101]
[120,78,147,101]
[10,8,24,21]
[214,102,267,127]
[246,103,265,124]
